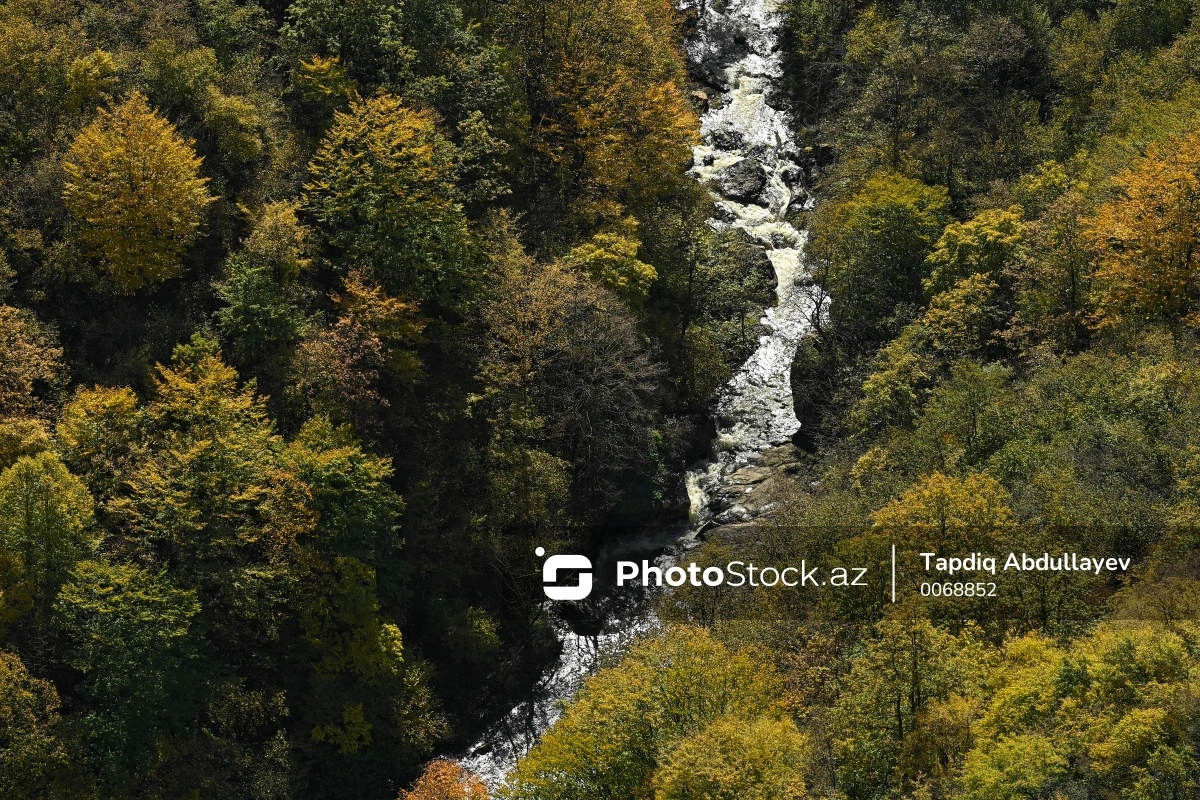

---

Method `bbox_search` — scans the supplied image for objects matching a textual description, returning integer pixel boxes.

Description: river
[460,0,818,784]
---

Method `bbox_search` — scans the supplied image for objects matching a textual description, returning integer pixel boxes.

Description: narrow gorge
[462,0,819,783]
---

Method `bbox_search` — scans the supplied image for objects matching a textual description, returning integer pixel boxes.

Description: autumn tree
[282,0,414,88]
[870,471,1014,554]
[291,271,424,433]
[63,92,215,292]
[400,760,488,800]
[503,626,785,800]
[0,452,95,629]
[0,307,64,418]
[832,610,992,800]
[304,94,472,306]
[924,206,1023,297]
[562,222,657,306]
[498,0,697,237]
[0,651,71,800]
[653,716,810,800]
[1087,128,1200,330]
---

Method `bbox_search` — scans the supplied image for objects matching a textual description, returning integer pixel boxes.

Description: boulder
[711,202,737,223]
[708,127,747,151]
[715,158,766,202]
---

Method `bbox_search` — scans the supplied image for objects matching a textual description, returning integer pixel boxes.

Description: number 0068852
[920,582,997,597]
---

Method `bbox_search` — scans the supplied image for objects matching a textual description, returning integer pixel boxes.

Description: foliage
[304,95,472,306]
[62,93,216,293]
[653,716,810,800]
[502,626,786,800]
[0,307,64,418]
[0,651,70,800]
[399,760,489,800]
[0,452,95,627]
[1087,128,1200,330]
[810,172,951,355]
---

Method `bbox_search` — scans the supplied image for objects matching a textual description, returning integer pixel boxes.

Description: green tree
[810,172,951,355]
[303,94,472,306]
[0,451,96,626]
[63,92,216,292]
[0,650,71,800]
[653,715,810,800]
[215,201,315,393]
[55,560,200,793]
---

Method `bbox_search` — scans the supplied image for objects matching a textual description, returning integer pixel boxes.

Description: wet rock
[746,144,774,162]
[715,158,767,202]
[780,163,803,187]
[702,152,716,166]
[708,127,747,151]
[712,201,737,223]
[784,189,810,216]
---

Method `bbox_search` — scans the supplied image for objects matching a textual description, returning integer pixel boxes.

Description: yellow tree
[1087,128,1200,330]
[499,0,697,231]
[871,471,1014,554]
[63,92,215,292]
[0,305,63,418]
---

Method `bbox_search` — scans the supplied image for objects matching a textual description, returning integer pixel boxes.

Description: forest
[2,0,1200,797]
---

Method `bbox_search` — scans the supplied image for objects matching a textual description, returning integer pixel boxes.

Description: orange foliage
[1087,129,1200,329]
[398,760,488,800]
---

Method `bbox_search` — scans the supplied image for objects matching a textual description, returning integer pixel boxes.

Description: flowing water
[681,0,817,532]
[461,0,817,784]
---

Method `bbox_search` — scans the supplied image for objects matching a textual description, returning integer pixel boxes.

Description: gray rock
[780,163,803,187]
[715,158,766,202]
[708,127,747,151]
[711,202,737,223]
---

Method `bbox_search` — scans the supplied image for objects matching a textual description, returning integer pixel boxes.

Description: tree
[282,0,414,88]
[215,202,315,393]
[303,94,472,306]
[478,222,661,520]
[63,92,216,292]
[831,611,992,800]
[0,306,64,419]
[55,560,200,793]
[291,271,424,432]
[502,626,783,800]
[1086,128,1200,330]
[810,172,951,355]
[870,471,1014,554]
[55,386,141,501]
[497,0,697,236]
[924,207,1023,297]
[0,452,96,626]
[653,716,810,800]
[562,223,657,306]
[400,760,488,800]
[0,650,70,800]
[849,275,1004,435]
[959,734,1068,800]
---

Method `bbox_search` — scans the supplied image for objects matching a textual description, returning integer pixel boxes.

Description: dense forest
[504,0,1200,799]
[4,0,1200,797]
